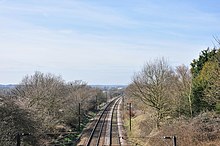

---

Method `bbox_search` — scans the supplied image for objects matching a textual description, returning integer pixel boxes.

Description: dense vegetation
[0,72,107,145]
[191,48,220,114]
[125,45,220,145]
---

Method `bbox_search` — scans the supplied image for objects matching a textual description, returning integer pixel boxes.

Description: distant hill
[0,84,127,90]
[89,85,127,90]
[0,84,16,89]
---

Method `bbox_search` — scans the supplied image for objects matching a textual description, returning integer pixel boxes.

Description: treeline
[126,47,220,128]
[0,72,106,145]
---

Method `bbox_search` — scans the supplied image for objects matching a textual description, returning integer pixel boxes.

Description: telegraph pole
[106,91,108,103]
[163,136,177,146]
[173,136,177,146]
[95,95,97,110]
[16,133,21,146]
[129,102,131,131]
[78,102,81,131]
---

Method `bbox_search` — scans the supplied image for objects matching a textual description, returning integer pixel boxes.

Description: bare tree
[173,65,192,117]
[129,58,175,128]
[7,71,108,144]
[0,96,40,146]
[12,71,67,132]
[67,81,98,111]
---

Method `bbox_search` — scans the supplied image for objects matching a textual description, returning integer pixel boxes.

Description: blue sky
[0,0,220,85]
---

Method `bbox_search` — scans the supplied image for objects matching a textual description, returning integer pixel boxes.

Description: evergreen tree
[191,48,220,115]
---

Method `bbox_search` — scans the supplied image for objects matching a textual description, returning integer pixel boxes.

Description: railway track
[85,97,122,146]
[110,98,120,145]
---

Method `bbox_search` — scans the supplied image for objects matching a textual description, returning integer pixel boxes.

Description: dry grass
[124,111,220,146]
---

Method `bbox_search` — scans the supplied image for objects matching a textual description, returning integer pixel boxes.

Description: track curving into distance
[85,97,121,146]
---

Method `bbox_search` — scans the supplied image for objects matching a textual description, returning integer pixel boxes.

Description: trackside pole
[129,102,131,131]
[78,102,81,131]
[164,136,177,146]
[16,133,21,146]
[173,136,177,146]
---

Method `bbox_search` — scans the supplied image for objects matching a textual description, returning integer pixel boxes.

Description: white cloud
[0,0,219,84]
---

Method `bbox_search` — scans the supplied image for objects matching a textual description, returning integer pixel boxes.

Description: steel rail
[110,98,121,146]
[95,107,108,146]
